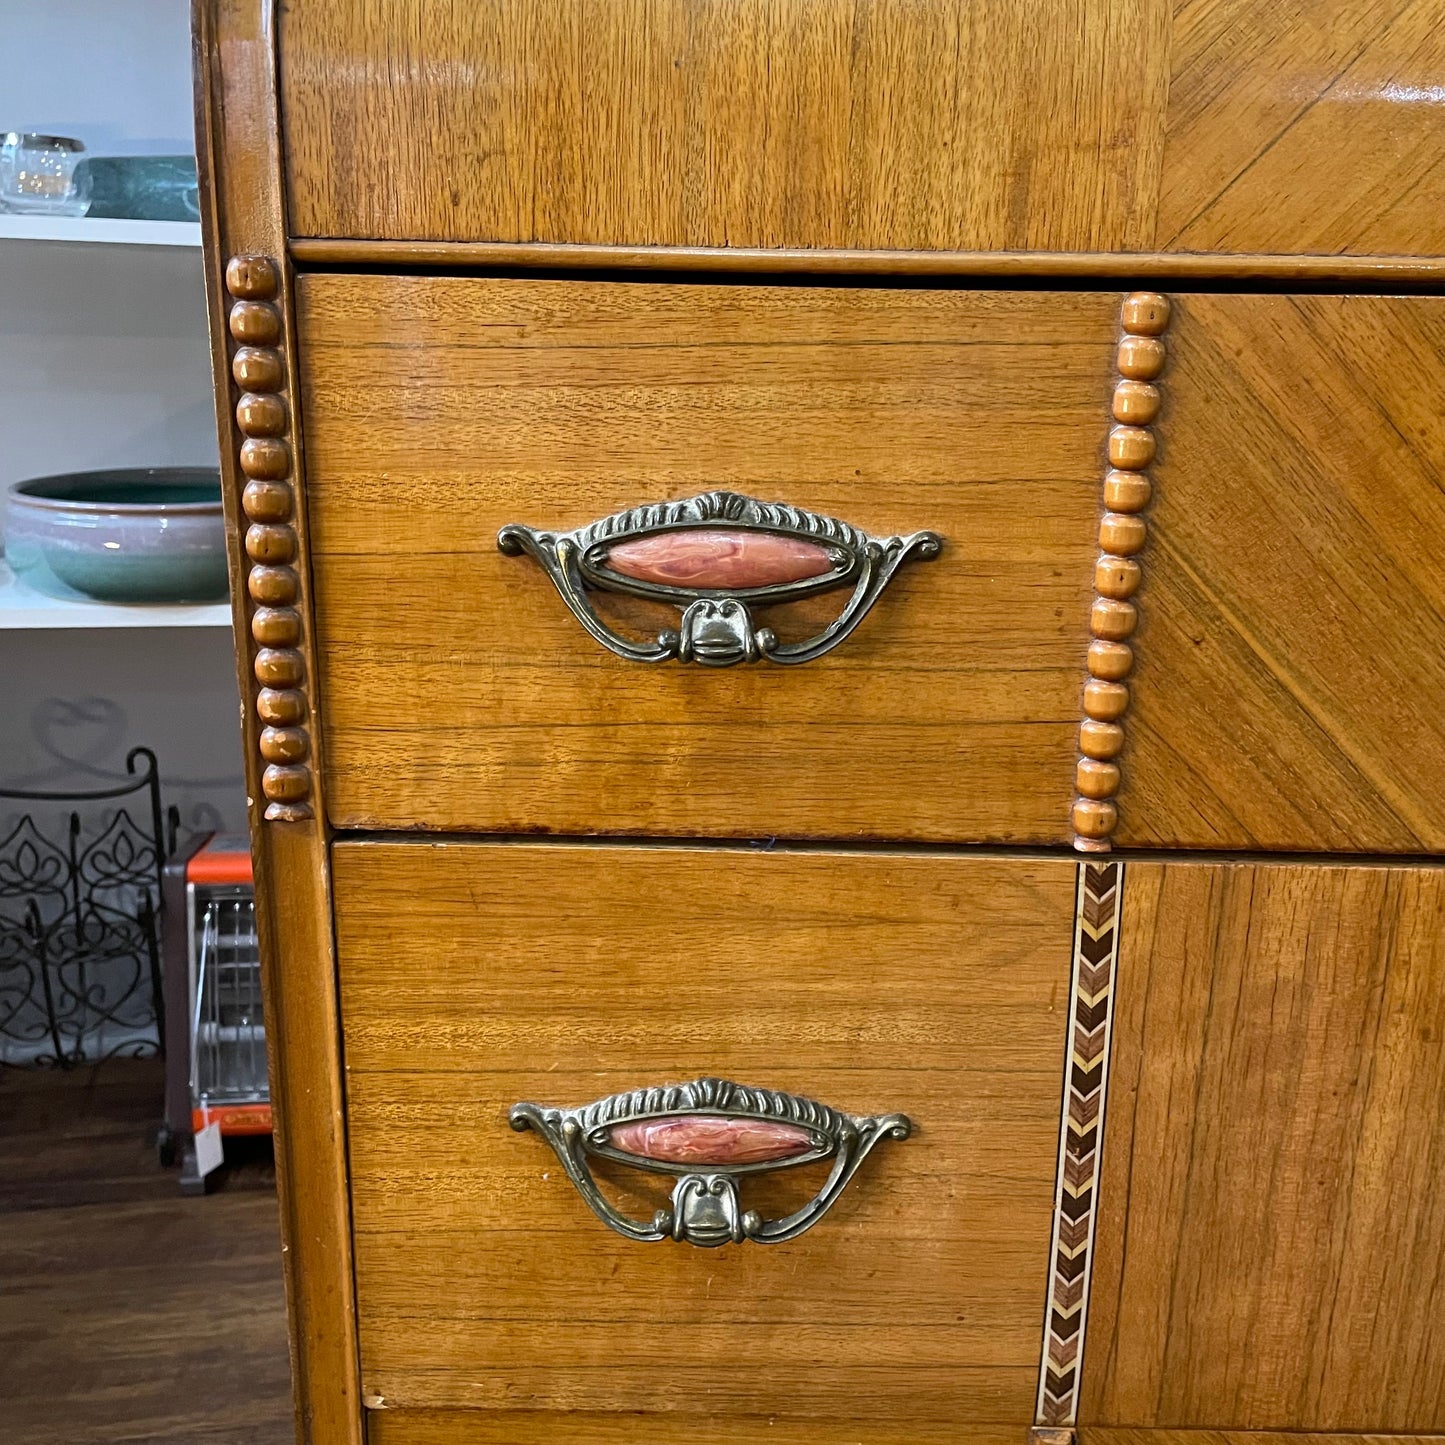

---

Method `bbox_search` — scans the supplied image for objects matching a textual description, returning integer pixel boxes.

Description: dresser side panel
[1084,859,1445,1430]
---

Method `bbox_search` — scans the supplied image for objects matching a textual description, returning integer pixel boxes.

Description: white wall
[0,0,245,833]
[3,0,196,153]
[0,629,244,836]
[0,242,218,504]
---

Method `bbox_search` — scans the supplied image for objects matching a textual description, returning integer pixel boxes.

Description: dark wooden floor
[0,1059,293,1444]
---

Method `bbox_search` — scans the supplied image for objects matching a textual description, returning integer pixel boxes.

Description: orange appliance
[160,833,270,1193]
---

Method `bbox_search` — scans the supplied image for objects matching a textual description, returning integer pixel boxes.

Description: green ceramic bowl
[4,468,227,603]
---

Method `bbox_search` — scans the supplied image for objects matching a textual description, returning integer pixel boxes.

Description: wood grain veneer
[277,0,1445,259]
[298,275,1114,842]
[1083,860,1445,1431]
[1156,0,1445,257]
[1081,1435,1445,1445]
[279,0,1167,254]
[369,1413,1034,1445]
[1119,293,1445,853]
[334,841,1075,1429]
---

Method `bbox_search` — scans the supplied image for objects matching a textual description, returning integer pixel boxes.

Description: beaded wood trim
[1070,292,1170,852]
[224,255,312,823]
[1036,859,1124,1427]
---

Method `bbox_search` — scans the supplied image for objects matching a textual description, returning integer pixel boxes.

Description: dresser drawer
[284,277,1445,856]
[368,1414,1032,1445]
[300,277,1115,843]
[279,0,1445,260]
[334,841,1076,1432]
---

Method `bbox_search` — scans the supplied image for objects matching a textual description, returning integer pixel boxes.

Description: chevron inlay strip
[1036,859,1124,1427]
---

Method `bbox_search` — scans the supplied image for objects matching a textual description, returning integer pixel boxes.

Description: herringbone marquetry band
[1036,859,1124,1426]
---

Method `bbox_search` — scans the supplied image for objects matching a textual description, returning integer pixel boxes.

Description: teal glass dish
[4,468,227,604]
[77,156,200,222]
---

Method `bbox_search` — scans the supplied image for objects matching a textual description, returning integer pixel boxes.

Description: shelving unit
[0,562,232,630]
[0,215,201,247]
[2,0,246,829]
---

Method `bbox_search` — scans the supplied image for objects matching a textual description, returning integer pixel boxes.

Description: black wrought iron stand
[0,747,176,1069]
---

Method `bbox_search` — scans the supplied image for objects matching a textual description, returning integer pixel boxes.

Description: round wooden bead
[1076,758,1121,799]
[1080,719,1126,760]
[242,479,292,523]
[1088,640,1133,680]
[232,346,284,392]
[1072,797,1118,839]
[1112,380,1161,425]
[1103,470,1152,513]
[1091,597,1138,641]
[259,726,308,764]
[1109,426,1156,470]
[1083,679,1129,721]
[225,255,278,300]
[252,607,301,647]
[1095,555,1141,599]
[254,647,303,688]
[229,301,281,346]
[1100,512,1148,555]
[236,392,287,437]
[240,438,290,481]
[247,565,298,606]
[1121,292,1171,336]
[1117,335,1166,381]
[262,763,310,803]
[246,524,296,564]
[256,687,306,726]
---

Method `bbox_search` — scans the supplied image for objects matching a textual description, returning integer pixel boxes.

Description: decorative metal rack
[0,747,176,1067]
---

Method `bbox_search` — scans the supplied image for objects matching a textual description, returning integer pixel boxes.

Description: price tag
[194,1119,225,1178]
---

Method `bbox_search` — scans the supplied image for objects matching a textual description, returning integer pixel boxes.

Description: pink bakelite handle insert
[608,1115,818,1166]
[604,528,836,590]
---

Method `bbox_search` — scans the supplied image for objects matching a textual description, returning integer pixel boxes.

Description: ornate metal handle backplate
[510,1075,912,1248]
[498,490,942,667]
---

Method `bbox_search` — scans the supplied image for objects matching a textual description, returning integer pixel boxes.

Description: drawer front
[1084,859,1445,1431]
[289,280,1445,853]
[334,841,1077,1430]
[1081,1436,1445,1445]
[1119,293,1445,852]
[301,277,1114,842]
[278,0,1445,259]
[368,1414,1032,1445]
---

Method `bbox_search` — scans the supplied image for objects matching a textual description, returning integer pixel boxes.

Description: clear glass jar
[0,133,91,216]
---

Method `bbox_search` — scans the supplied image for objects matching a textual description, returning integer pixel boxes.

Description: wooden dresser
[194,3,1445,1443]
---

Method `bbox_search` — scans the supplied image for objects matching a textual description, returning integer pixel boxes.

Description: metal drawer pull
[498,490,942,668]
[509,1075,912,1248]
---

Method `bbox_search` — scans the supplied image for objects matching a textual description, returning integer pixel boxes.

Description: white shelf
[0,214,201,247]
[0,562,232,630]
